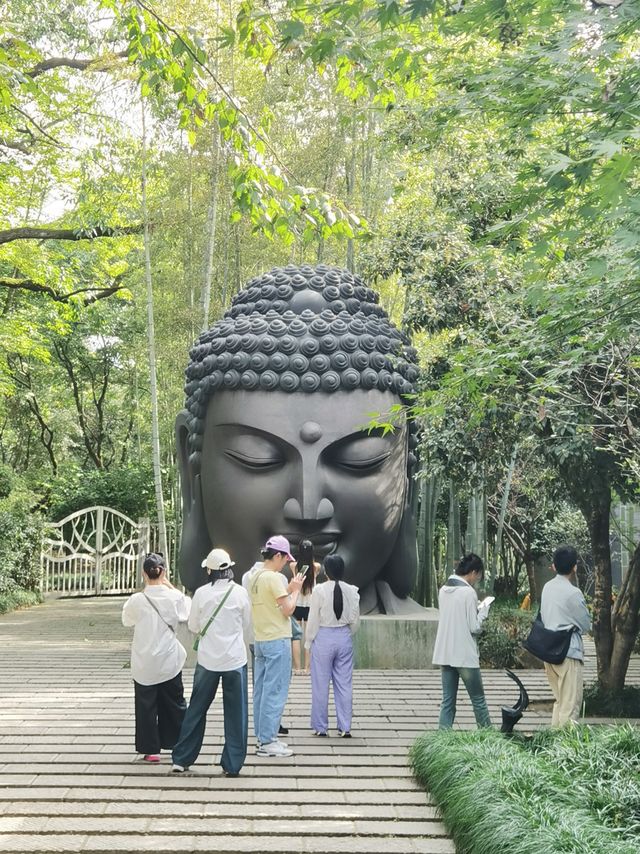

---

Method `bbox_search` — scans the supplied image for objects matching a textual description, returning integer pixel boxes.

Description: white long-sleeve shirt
[541,574,591,662]
[432,576,489,669]
[189,579,251,671]
[122,586,191,685]
[305,580,360,649]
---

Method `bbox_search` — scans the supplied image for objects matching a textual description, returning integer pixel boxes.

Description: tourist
[432,553,493,729]
[540,545,591,726]
[306,554,360,737]
[171,548,251,777]
[242,555,290,738]
[249,535,304,757]
[291,539,322,674]
[122,553,190,762]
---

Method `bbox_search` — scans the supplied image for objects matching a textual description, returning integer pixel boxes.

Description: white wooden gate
[41,506,150,596]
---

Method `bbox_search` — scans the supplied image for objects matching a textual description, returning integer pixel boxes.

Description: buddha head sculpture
[176,264,421,614]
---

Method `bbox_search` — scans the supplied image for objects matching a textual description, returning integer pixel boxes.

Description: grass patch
[410,726,640,854]
[0,587,42,615]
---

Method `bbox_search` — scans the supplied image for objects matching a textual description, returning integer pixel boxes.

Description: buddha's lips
[286,534,339,557]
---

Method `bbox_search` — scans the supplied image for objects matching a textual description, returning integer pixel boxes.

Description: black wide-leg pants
[134,673,187,755]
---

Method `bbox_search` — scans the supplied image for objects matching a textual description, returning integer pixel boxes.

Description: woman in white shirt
[432,553,492,729]
[305,554,360,737]
[171,548,251,777]
[121,553,191,762]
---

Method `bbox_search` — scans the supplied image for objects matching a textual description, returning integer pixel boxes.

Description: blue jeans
[253,638,291,745]
[439,665,492,729]
[172,663,248,775]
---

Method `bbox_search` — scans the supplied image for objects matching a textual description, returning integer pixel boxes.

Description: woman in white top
[291,539,322,674]
[121,553,191,762]
[432,553,492,729]
[306,554,360,737]
[171,548,251,777]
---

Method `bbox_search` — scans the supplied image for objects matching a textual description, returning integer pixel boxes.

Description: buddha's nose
[283,496,334,522]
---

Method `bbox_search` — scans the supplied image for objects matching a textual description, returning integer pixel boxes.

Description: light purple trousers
[310,626,353,734]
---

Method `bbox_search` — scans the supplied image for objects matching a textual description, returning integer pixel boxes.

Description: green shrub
[583,683,640,718]
[479,603,534,668]
[46,464,154,521]
[0,486,44,593]
[0,587,42,615]
[410,726,640,854]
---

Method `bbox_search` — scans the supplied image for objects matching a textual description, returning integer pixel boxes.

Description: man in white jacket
[432,554,493,728]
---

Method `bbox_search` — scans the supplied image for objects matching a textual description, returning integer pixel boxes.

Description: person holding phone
[432,553,493,729]
[249,535,304,757]
[291,539,322,674]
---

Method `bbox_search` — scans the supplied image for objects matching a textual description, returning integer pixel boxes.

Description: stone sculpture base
[177,611,441,671]
[353,611,440,670]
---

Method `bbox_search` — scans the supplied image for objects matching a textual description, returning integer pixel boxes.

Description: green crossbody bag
[193,585,234,651]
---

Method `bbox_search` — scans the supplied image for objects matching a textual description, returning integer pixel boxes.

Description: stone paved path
[0,597,637,854]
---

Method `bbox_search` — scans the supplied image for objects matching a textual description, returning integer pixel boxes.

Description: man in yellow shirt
[249,535,303,757]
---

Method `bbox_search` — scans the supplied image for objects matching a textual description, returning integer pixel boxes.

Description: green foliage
[583,683,640,720]
[0,588,42,616]
[0,477,44,593]
[410,726,640,854]
[478,603,534,669]
[103,0,364,244]
[46,464,155,522]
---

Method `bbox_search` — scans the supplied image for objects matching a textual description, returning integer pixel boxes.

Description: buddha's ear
[175,411,210,591]
[379,498,418,600]
[176,410,199,507]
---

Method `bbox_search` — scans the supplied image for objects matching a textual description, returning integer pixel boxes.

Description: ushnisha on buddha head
[176,264,421,615]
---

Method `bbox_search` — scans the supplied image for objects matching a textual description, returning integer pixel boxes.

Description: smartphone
[300,564,310,577]
[478,596,495,610]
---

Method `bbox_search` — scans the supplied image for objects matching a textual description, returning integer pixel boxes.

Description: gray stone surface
[2,597,639,854]
[354,612,439,669]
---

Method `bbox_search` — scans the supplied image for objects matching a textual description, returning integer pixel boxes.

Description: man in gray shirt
[540,545,592,725]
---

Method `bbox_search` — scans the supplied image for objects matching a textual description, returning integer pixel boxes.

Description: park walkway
[0,598,635,854]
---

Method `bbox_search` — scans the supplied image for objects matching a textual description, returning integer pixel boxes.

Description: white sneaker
[256,741,293,757]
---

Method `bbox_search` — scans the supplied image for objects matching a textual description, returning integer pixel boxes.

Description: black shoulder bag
[523,612,576,664]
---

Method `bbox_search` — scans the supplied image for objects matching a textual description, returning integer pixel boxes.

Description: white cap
[201,548,235,570]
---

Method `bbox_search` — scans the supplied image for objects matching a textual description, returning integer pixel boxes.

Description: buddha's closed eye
[328,434,393,474]
[223,435,284,470]
[224,449,283,470]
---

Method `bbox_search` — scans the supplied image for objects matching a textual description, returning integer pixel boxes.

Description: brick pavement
[0,597,637,854]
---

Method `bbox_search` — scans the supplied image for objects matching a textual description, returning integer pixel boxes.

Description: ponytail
[333,580,344,620]
[323,554,346,620]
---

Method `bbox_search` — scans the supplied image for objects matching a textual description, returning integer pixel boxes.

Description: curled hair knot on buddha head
[183,264,421,467]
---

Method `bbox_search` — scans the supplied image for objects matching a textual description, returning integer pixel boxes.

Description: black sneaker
[222,769,239,777]
[337,730,351,738]
[313,730,328,737]
[278,724,289,735]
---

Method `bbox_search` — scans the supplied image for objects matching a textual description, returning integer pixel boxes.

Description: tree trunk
[446,483,461,574]
[495,446,518,574]
[524,553,537,603]
[605,541,640,694]
[201,131,220,332]
[141,103,168,560]
[585,495,613,688]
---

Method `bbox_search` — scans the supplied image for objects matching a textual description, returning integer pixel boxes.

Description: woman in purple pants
[305,555,360,737]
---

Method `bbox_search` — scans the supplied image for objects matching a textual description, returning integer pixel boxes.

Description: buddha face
[192,388,409,590]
